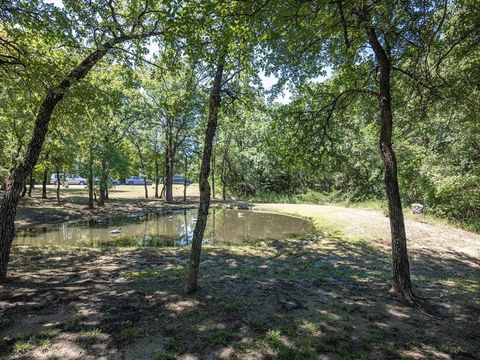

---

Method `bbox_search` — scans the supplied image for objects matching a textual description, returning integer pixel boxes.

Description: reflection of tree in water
[177,210,192,246]
[14,209,314,247]
[178,209,214,246]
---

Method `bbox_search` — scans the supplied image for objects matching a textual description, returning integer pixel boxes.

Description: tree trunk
[56,168,60,203]
[42,154,48,199]
[133,142,148,199]
[21,181,27,198]
[143,176,149,199]
[165,144,174,203]
[221,134,232,201]
[28,172,34,197]
[88,148,94,209]
[98,157,108,206]
[211,150,215,199]
[155,155,160,198]
[186,51,226,293]
[183,154,188,202]
[0,37,130,282]
[366,27,414,302]
[160,183,166,199]
[105,156,110,200]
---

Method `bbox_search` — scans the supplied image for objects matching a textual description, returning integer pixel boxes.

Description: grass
[79,328,104,344]
[2,237,477,359]
[2,199,478,359]
[152,352,176,360]
[119,326,139,342]
[127,266,186,280]
[11,329,61,354]
[249,190,480,233]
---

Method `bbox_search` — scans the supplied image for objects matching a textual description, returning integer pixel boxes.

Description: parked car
[125,176,152,185]
[50,173,64,185]
[94,177,121,186]
[159,175,193,185]
[50,173,87,185]
[173,175,193,185]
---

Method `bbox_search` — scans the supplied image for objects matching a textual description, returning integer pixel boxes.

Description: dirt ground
[253,203,480,263]
[13,184,202,228]
[1,193,479,359]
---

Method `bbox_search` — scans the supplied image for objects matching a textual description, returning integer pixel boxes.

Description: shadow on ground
[0,232,479,359]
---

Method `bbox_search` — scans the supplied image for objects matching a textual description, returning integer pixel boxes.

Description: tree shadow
[0,234,478,359]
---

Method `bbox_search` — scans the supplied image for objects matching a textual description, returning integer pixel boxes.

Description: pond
[14,208,315,247]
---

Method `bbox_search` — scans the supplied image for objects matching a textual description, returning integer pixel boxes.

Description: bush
[429,174,480,230]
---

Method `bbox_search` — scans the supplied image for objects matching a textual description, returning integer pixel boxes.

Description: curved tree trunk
[366,27,414,302]
[0,32,163,282]
[186,51,226,293]
[0,40,124,282]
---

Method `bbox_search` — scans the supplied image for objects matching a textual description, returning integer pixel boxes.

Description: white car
[50,174,87,185]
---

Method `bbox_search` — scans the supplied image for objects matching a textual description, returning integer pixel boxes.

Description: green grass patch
[119,326,139,342]
[127,266,186,280]
[164,338,187,352]
[79,328,104,344]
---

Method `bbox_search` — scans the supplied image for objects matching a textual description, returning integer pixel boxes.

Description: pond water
[14,208,315,247]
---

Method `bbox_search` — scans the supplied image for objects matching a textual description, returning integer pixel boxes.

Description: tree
[185,0,260,293]
[256,0,480,301]
[186,49,226,293]
[142,56,203,203]
[0,0,170,282]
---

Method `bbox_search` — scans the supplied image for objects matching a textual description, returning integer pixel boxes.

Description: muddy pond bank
[13,187,251,229]
[14,209,315,247]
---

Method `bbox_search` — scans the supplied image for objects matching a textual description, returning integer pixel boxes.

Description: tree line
[1,0,478,303]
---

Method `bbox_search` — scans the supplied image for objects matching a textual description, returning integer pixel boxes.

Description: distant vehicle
[125,176,152,185]
[94,177,121,186]
[159,175,193,185]
[50,173,64,185]
[50,174,87,185]
[173,175,193,185]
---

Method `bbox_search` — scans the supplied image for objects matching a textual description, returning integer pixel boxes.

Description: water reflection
[14,209,315,247]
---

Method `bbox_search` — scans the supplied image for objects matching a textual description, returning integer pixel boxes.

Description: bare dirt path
[254,203,480,263]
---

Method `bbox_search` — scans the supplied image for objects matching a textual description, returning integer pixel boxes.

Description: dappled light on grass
[1,229,479,359]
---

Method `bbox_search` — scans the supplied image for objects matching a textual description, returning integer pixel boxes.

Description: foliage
[0,0,478,229]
